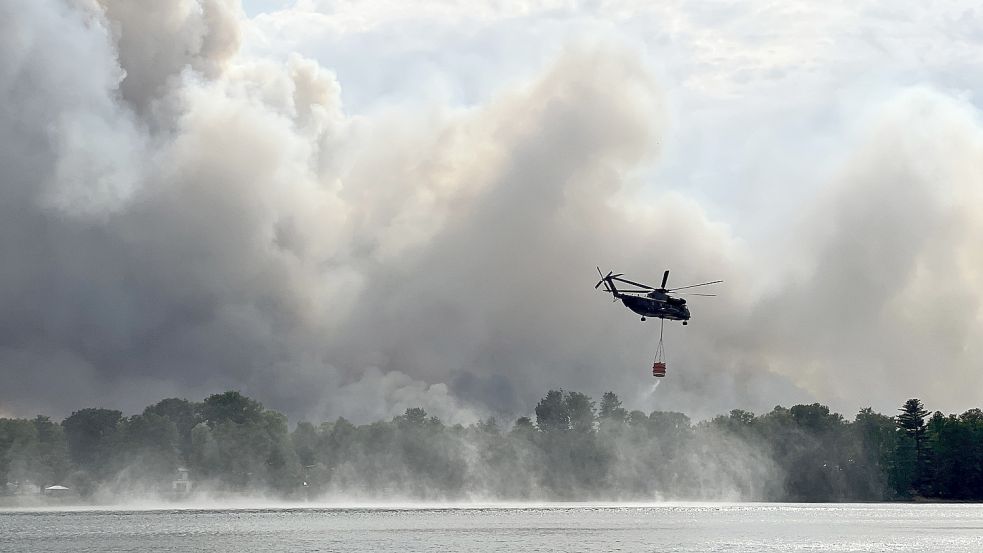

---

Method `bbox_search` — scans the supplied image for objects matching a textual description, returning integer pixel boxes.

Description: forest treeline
[1,391,981,501]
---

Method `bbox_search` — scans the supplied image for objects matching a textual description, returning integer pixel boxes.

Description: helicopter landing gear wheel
[682,321,687,326]
[641,317,646,321]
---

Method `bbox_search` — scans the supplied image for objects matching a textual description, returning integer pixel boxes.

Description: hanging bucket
[652,361,667,378]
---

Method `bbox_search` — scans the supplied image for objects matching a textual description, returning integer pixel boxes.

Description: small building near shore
[172,467,193,494]
[43,485,71,497]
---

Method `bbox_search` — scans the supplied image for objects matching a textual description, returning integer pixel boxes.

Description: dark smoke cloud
[1,1,981,423]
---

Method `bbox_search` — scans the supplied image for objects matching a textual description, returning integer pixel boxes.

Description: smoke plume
[1,0,981,423]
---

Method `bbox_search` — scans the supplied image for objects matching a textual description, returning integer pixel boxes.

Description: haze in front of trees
[2,391,981,503]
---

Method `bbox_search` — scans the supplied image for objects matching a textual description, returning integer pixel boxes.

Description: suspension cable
[655,319,666,363]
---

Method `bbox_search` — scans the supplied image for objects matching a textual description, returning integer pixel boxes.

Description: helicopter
[595,267,721,324]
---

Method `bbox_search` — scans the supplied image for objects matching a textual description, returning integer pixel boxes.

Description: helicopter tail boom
[605,275,622,298]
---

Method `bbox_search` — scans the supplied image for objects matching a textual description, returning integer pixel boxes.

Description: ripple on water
[1,503,982,553]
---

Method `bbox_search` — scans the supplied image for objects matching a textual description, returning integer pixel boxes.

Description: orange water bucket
[652,361,667,378]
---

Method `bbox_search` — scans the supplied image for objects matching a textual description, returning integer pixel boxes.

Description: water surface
[2,503,981,552]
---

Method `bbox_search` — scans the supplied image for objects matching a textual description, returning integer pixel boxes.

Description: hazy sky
[1,0,981,423]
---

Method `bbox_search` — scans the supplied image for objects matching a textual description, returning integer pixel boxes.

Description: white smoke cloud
[1,0,981,424]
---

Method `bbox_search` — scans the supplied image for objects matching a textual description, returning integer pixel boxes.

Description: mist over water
[17,389,981,507]
[3,504,983,553]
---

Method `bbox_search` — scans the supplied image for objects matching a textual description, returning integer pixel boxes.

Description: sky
[1,0,982,424]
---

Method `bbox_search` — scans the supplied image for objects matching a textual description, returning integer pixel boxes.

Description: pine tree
[896,398,930,496]
[598,392,628,424]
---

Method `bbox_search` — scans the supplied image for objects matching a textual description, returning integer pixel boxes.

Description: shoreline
[3,498,981,513]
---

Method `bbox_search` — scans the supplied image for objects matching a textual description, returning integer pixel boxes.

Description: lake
[1,503,981,552]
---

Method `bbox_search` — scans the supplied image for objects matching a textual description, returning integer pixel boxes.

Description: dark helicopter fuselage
[620,293,691,321]
[596,268,718,325]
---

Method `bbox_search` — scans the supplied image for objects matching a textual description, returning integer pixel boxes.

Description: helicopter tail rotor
[595,267,624,298]
[595,267,612,290]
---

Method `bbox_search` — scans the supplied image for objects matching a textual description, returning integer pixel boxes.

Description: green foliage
[511,417,535,441]
[144,398,199,461]
[61,408,123,478]
[626,410,648,427]
[0,419,39,487]
[890,432,917,497]
[565,392,596,433]
[897,399,929,435]
[200,391,264,426]
[921,408,983,499]
[190,409,301,491]
[848,408,896,498]
[292,422,318,467]
[895,398,931,496]
[534,390,596,433]
[597,391,625,423]
[3,392,982,502]
[534,390,568,432]
[109,413,181,490]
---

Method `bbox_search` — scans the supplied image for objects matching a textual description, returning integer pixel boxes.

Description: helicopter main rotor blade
[676,292,716,296]
[666,280,723,292]
[661,270,670,289]
[610,276,655,289]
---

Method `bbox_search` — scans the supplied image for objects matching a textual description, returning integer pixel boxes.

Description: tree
[511,417,535,437]
[144,398,199,460]
[958,409,983,498]
[598,392,627,425]
[890,432,917,498]
[789,403,843,432]
[626,410,648,427]
[565,392,596,433]
[0,419,39,488]
[849,407,895,499]
[397,408,428,429]
[318,417,356,469]
[32,416,70,486]
[202,410,300,490]
[897,399,929,436]
[189,422,219,478]
[896,398,930,495]
[292,422,319,468]
[114,413,180,487]
[728,409,755,426]
[62,408,123,477]
[783,403,847,500]
[648,411,691,434]
[9,388,983,502]
[200,391,264,426]
[261,411,303,492]
[535,390,569,432]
